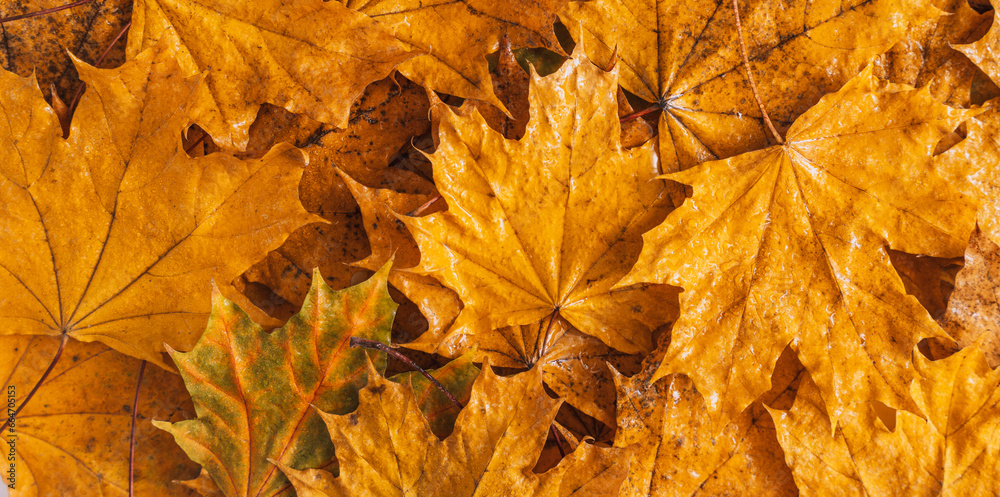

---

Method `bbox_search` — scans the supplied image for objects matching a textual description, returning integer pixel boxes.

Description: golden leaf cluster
[1,0,999,495]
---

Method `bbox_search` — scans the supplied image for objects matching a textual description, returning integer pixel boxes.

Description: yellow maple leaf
[1,335,199,496]
[620,63,979,426]
[613,354,797,497]
[403,46,678,356]
[343,0,567,115]
[769,346,1000,496]
[561,0,939,174]
[276,362,628,496]
[0,41,316,368]
[126,0,418,149]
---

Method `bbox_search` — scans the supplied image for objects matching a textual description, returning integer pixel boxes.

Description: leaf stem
[0,0,92,23]
[128,360,146,497]
[619,104,660,123]
[349,337,463,409]
[1,334,68,433]
[732,0,783,144]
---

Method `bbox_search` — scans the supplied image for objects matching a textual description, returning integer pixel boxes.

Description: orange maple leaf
[403,46,678,356]
[0,42,316,367]
[620,64,979,426]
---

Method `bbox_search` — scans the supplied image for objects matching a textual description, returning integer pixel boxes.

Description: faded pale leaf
[941,230,1000,367]
[1,335,199,496]
[0,42,315,368]
[154,266,396,497]
[770,347,1000,496]
[562,0,938,174]
[278,364,628,496]
[126,0,417,149]
[404,46,679,356]
[343,0,566,114]
[621,64,978,426]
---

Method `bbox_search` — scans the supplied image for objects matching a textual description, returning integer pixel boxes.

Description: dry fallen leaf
[404,46,678,356]
[0,41,315,368]
[343,0,567,114]
[879,0,992,107]
[769,346,1000,496]
[2,335,199,496]
[619,64,978,427]
[277,362,629,496]
[388,351,480,439]
[341,173,632,426]
[126,0,418,149]
[155,265,397,497]
[0,0,131,97]
[562,0,938,174]
[471,316,643,428]
[941,229,1000,367]
[239,76,434,313]
[934,105,1000,247]
[888,249,963,319]
[613,354,797,497]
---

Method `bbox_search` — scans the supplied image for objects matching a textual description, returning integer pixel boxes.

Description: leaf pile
[2,0,1000,495]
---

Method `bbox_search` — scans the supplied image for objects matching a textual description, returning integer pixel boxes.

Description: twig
[1,334,68,433]
[0,0,91,23]
[349,337,463,409]
[550,425,566,457]
[128,360,147,497]
[732,0,783,144]
[184,132,209,155]
[68,20,132,115]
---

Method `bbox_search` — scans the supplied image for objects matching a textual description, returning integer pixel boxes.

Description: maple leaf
[335,169,461,346]
[0,0,131,97]
[956,0,1000,96]
[340,169,633,426]
[125,0,418,149]
[238,76,434,312]
[153,265,397,497]
[388,351,480,439]
[403,46,679,356]
[941,229,1000,368]
[1,335,199,496]
[613,352,797,497]
[619,64,979,426]
[0,41,315,368]
[276,362,628,496]
[561,0,938,174]
[934,105,1000,247]
[887,249,963,319]
[769,346,1000,495]
[878,0,992,107]
[342,0,567,114]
